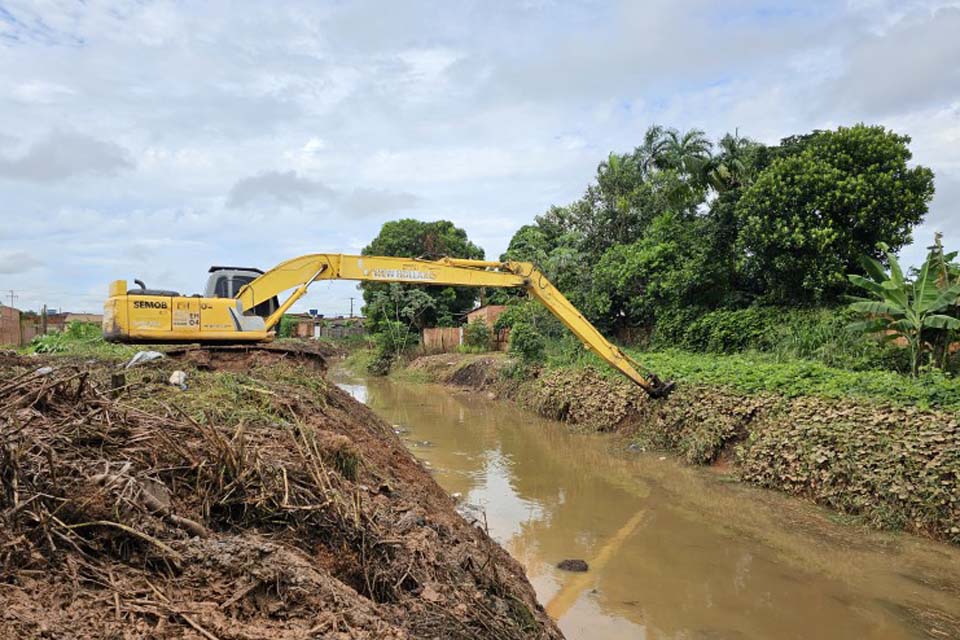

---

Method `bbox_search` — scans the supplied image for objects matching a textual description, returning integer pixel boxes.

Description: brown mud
[0,346,561,639]
[404,353,960,545]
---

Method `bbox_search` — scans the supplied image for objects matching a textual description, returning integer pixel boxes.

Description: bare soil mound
[0,350,560,639]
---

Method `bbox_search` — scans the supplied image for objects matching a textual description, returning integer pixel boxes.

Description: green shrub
[650,305,705,347]
[369,320,417,375]
[509,321,545,363]
[653,305,913,374]
[679,307,782,353]
[463,318,492,350]
[770,308,911,373]
[30,321,101,353]
[277,315,298,338]
[494,299,565,338]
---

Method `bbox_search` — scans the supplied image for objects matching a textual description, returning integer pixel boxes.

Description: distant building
[44,312,104,333]
[465,304,507,327]
[289,314,366,340]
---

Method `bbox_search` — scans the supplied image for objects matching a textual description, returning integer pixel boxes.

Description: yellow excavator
[103,254,675,398]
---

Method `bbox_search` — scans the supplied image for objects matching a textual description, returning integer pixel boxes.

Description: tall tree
[361,219,484,331]
[735,124,934,304]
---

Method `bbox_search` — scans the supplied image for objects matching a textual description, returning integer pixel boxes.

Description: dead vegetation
[0,348,560,639]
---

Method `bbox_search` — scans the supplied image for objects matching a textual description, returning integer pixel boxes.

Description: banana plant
[848,242,960,376]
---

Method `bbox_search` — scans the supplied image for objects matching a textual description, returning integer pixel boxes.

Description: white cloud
[11,80,77,104]
[0,250,42,274]
[0,0,958,314]
[226,170,335,209]
[826,7,960,116]
[0,130,134,182]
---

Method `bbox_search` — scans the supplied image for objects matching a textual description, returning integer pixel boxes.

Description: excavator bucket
[644,374,676,399]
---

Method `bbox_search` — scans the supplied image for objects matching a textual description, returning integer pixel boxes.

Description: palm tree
[656,128,712,178]
[704,133,756,192]
[631,125,668,176]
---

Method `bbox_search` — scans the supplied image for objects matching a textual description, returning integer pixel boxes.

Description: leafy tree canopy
[361,219,484,331]
[736,124,935,304]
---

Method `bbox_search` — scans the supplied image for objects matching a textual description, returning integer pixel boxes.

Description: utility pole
[41,304,47,335]
[7,290,17,308]
[349,297,355,318]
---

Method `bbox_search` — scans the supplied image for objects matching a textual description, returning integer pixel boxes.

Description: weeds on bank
[26,321,138,360]
[534,335,960,411]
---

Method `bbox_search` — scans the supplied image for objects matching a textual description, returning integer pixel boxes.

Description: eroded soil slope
[0,347,561,639]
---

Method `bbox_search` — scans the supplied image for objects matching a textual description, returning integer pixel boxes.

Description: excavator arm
[233,254,674,398]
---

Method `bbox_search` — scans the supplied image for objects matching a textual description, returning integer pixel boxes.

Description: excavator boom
[103,253,674,398]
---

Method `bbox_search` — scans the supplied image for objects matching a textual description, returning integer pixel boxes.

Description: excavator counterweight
[103,254,675,398]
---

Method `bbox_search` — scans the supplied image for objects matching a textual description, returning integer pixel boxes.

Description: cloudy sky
[1,0,958,315]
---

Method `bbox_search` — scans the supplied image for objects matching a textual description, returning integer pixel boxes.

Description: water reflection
[334,369,960,640]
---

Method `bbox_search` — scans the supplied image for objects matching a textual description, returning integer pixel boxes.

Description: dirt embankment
[406,353,960,545]
[0,347,561,639]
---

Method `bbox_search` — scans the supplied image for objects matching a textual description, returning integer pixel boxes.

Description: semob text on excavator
[103,254,675,398]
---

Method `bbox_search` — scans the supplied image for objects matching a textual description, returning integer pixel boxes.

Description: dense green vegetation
[27,322,136,359]
[499,124,935,332]
[487,122,960,386]
[362,122,960,400]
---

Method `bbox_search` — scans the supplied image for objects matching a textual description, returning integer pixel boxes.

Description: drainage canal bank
[335,365,960,640]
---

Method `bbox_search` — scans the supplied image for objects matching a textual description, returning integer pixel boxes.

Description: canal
[334,369,960,639]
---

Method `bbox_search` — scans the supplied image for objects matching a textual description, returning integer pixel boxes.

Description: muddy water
[333,370,960,640]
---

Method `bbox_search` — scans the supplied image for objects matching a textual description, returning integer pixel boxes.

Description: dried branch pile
[0,351,560,639]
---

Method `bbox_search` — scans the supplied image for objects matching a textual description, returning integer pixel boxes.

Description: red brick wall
[0,307,21,346]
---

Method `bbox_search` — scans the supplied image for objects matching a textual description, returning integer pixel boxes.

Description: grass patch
[538,336,960,411]
[389,366,432,384]
[343,347,377,375]
[26,322,138,361]
[634,349,960,411]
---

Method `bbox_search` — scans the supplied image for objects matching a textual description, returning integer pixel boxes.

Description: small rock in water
[557,559,589,572]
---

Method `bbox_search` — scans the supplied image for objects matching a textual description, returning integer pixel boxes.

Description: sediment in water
[0,348,561,639]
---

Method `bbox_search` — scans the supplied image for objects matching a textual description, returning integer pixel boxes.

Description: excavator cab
[204,267,279,319]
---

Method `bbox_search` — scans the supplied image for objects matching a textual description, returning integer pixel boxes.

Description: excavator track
[164,341,337,371]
